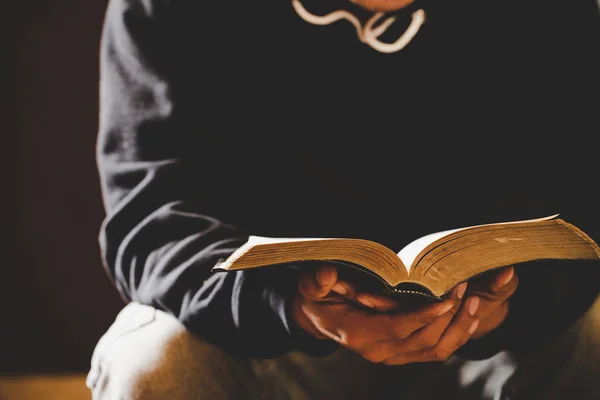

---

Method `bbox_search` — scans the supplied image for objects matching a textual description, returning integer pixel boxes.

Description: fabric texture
[96,0,600,366]
[87,301,600,399]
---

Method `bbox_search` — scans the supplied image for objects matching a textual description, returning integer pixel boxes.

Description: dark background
[3,1,124,374]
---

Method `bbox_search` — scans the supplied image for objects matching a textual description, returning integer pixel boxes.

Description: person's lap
[86,297,600,400]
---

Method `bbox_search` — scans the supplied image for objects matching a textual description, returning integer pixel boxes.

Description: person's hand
[350,266,519,340]
[351,0,415,12]
[461,266,518,339]
[293,264,480,365]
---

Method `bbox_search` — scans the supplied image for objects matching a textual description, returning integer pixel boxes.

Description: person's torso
[171,0,600,249]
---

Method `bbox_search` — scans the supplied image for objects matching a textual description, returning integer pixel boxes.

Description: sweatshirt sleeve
[96,0,337,358]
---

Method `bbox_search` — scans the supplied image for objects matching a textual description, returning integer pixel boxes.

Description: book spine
[387,287,442,301]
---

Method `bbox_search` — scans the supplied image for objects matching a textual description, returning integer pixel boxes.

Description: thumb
[299,264,338,300]
[316,265,338,288]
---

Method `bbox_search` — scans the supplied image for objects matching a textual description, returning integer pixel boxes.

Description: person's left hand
[332,266,519,340]
[461,266,518,339]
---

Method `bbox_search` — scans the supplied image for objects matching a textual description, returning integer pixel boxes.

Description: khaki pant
[86,297,600,400]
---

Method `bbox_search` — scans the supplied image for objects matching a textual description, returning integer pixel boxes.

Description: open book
[213,215,600,300]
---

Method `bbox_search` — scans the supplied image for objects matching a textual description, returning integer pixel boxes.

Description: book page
[217,235,335,269]
[246,236,333,245]
[215,235,407,286]
[396,214,559,272]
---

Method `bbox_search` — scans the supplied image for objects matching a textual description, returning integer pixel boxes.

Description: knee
[86,303,254,400]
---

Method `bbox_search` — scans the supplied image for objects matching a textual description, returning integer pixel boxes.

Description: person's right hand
[292,264,479,365]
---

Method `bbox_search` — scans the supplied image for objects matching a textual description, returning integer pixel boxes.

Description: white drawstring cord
[291,0,426,54]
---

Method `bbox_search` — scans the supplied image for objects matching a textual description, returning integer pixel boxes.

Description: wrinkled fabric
[97,0,600,360]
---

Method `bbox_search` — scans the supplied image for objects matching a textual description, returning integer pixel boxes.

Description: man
[87,0,600,398]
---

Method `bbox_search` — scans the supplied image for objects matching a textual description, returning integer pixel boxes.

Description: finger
[464,285,513,339]
[303,293,456,352]
[355,292,403,312]
[302,283,466,364]
[298,265,338,301]
[301,300,403,350]
[466,267,517,326]
[400,282,467,352]
[330,280,358,301]
[475,269,519,303]
[352,284,467,361]
[352,285,468,365]
[471,300,509,339]
[473,278,516,321]
[491,266,515,290]
[380,296,479,365]
[332,281,408,312]
[344,279,468,313]
[360,310,454,364]
[359,282,463,353]
[382,296,458,339]
[389,282,467,337]
[490,266,518,296]
[380,316,477,366]
[431,295,480,359]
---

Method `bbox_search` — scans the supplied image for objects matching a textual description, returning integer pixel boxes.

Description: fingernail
[332,283,347,295]
[457,282,467,299]
[358,297,375,308]
[468,319,480,335]
[438,301,454,315]
[468,297,480,316]
[498,267,514,287]
[316,268,334,286]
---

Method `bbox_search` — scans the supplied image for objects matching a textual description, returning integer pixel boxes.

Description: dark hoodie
[96,0,600,359]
